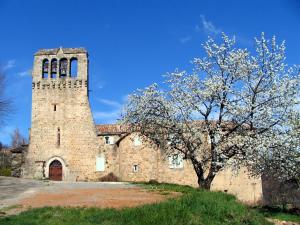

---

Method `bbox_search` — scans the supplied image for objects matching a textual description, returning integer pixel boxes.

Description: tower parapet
[32,79,88,90]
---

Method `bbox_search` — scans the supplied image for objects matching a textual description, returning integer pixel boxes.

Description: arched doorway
[49,160,62,181]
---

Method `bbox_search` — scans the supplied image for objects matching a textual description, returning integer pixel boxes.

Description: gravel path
[0,176,176,216]
[0,176,136,208]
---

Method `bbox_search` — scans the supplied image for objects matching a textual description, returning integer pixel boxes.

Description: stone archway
[49,160,62,181]
[45,156,67,181]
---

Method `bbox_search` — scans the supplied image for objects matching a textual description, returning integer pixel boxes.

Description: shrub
[0,167,11,176]
[148,179,159,184]
[99,172,119,182]
[257,205,300,223]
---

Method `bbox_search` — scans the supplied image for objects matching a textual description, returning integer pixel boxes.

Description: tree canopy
[122,33,300,189]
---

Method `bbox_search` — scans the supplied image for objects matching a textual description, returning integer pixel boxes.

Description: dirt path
[267,218,300,225]
[19,187,176,209]
[0,176,179,216]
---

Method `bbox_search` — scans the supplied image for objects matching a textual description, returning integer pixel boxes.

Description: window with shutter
[168,154,184,169]
[133,136,141,146]
[96,156,105,171]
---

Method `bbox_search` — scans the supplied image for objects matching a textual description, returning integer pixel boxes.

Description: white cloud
[98,98,122,108]
[179,36,192,44]
[94,110,120,119]
[18,69,31,77]
[195,15,252,47]
[93,109,121,124]
[96,81,106,89]
[94,97,127,124]
[2,60,16,71]
[196,15,221,35]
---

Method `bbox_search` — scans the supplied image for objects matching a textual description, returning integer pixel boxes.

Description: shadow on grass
[255,205,300,223]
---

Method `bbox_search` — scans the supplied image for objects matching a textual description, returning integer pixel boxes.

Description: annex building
[22,48,262,204]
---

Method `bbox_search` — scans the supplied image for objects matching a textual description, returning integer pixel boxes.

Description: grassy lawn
[256,206,300,223]
[0,183,285,225]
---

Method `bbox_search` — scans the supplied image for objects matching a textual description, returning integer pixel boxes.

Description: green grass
[256,206,300,223]
[267,212,300,223]
[0,182,272,225]
[0,167,11,176]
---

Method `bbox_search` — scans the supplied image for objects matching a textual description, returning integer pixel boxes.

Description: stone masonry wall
[94,135,120,180]
[117,133,159,182]
[116,133,262,204]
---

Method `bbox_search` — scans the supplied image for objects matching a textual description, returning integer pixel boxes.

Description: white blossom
[121,33,300,189]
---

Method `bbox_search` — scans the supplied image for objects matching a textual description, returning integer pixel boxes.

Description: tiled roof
[95,120,241,136]
[96,124,129,135]
[35,47,87,56]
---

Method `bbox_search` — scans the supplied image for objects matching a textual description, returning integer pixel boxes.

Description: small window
[53,104,57,111]
[133,165,139,173]
[70,58,78,77]
[104,136,114,145]
[59,58,68,78]
[133,136,141,146]
[168,154,183,169]
[96,156,105,172]
[42,59,49,79]
[57,127,61,147]
[105,136,109,144]
[51,58,58,78]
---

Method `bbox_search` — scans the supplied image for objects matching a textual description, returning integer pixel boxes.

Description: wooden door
[49,160,62,181]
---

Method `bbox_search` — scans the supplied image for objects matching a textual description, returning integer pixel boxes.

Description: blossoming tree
[121,33,300,189]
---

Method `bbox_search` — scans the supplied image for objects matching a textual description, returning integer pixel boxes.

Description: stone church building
[22,48,262,204]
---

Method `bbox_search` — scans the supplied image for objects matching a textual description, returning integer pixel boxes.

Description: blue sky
[0,0,300,145]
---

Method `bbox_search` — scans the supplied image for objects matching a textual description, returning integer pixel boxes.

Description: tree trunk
[190,156,217,190]
[196,173,206,189]
[195,171,215,190]
[190,157,206,188]
[202,170,216,190]
[192,161,216,190]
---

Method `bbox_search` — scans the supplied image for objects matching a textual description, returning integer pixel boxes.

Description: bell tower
[23,47,100,181]
[32,47,89,91]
